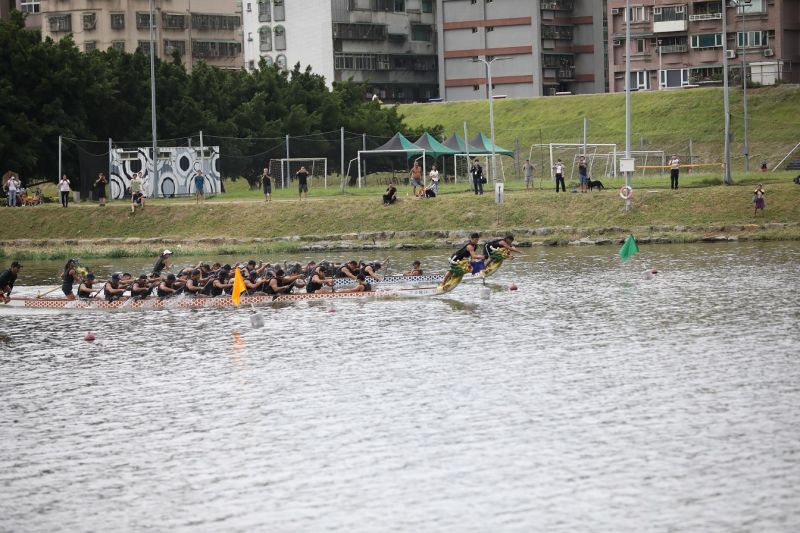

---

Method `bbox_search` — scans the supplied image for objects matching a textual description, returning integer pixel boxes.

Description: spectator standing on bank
[5,174,20,207]
[522,159,534,189]
[130,172,144,212]
[94,172,108,207]
[753,183,765,216]
[669,154,680,189]
[409,162,423,197]
[58,174,71,207]
[193,169,205,204]
[296,166,309,200]
[553,159,565,192]
[470,158,484,195]
[261,167,272,203]
[578,156,588,193]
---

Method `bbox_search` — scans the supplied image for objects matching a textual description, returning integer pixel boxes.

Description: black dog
[587,178,605,191]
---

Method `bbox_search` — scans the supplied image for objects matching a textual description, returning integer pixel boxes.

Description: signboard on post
[494,182,504,204]
[620,158,636,173]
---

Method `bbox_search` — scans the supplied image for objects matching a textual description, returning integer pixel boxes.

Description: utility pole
[722,0,733,184]
[149,0,159,196]
[624,0,632,210]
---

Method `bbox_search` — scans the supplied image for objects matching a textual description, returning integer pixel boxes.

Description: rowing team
[52,254,420,303]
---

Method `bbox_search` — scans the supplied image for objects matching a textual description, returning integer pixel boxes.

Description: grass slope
[397,85,800,169]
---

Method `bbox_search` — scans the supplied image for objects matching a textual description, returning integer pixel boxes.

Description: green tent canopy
[442,133,483,155]
[468,132,514,156]
[371,132,425,154]
[414,133,459,159]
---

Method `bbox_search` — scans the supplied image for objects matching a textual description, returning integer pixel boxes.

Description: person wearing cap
[0,261,22,303]
[157,273,180,298]
[130,274,154,299]
[152,250,172,277]
[61,258,82,300]
[77,272,98,299]
[104,273,126,302]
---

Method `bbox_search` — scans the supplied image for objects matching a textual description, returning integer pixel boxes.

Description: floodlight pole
[624,0,632,210]
[722,0,733,184]
[474,56,510,185]
[149,0,159,195]
[741,0,751,173]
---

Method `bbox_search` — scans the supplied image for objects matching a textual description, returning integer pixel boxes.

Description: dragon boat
[5,287,439,311]
[332,273,444,288]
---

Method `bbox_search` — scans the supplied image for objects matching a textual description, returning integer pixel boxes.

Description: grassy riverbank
[1,175,798,260]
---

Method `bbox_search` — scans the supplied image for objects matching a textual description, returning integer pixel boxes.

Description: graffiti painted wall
[109,146,222,199]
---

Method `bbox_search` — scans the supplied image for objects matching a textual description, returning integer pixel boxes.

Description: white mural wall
[109,146,222,199]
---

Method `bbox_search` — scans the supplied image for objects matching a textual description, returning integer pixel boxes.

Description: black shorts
[298,182,308,193]
[263,184,272,194]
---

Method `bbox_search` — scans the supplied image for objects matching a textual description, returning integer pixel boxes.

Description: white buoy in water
[250,313,264,328]
[479,287,491,299]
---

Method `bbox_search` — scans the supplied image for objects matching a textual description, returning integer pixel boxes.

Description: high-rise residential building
[606,0,799,91]
[330,0,439,102]
[1,0,43,28]
[437,0,607,101]
[37,0,243,70]
[242,0,333,79]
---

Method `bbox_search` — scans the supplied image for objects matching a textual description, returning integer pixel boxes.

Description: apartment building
[607,0,800,92]
[242,0,334,80]
[437,0,607,101]
[1,0,43,28]
[38,0,244,70]
[330,0,439,103]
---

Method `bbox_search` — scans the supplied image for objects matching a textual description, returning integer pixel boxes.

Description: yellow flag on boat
[231,267,246,306]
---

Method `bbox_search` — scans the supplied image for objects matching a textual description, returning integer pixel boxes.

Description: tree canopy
[0,12,441,187]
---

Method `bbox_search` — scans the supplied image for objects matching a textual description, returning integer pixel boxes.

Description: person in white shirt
[669,154,680,189]
[58,175,71,207]
[5,175,20,207]
[553,159,565,192]
[427,164,440,197]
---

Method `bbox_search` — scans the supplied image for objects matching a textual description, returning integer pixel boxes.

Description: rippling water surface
[2,242,799,532]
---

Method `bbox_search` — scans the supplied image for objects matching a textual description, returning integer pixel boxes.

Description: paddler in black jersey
[306,266,335,294]
[441,233,483,286]
[130,274,154,299]
[359,259,386,281]
[77,272,97,299]
[104,273,127,302]
[338,274,373,293]
[184,269,209,297]
[482,234,522,268]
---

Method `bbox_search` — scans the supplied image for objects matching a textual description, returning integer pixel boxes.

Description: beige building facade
[437,0,608,101]
[37,0,243,70]
[607,0,800,91]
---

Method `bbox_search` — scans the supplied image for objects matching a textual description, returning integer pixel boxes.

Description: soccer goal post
[529,143,619,182]
[268,158,328,189]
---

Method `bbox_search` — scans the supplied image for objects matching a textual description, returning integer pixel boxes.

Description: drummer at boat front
[104,273,127,302]
[0,260,22,303]
[403,260,423,276]
[152,249,172,277]
[441,233,482,286]
[77,272,97,299]
[483,234,522,268]
[61,258,82,300]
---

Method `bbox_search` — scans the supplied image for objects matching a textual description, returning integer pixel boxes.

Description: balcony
[689,13,722,22]
[557,67,576,80]
[654,6,688,32]
[659,44,688,54]
[541,25,574,40]
[541,0,573,11]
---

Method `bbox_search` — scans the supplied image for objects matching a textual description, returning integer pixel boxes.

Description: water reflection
[1,242,799,532]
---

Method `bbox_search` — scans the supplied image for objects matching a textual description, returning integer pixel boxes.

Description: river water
[1,242,799,532]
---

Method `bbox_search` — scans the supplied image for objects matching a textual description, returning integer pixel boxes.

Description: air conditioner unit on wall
[611,8,620,15]
[726,50,736,59]
[763,48,774,57]
[613,39,622,46]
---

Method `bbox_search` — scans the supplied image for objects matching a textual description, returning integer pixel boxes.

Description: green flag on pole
[619,234,639,262]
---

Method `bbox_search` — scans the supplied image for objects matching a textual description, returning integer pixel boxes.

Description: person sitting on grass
[383,185,397,205]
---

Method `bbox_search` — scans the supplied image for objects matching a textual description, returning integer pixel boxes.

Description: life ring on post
[619,185,633,200]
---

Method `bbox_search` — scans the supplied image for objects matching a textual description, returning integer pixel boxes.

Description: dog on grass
[587,178,605,191]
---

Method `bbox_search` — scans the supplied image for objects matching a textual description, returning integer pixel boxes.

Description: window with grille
[260,26,272,51]
[191,14,241,31]
[164,40,186,56]
[737,30,768,48]
[48,15,72,33]
[274,25,286,50]
[333,23,387,40]
[192,40,242,58]
[84,41,97,52]
[162,13,187,30]
[258,1,271,22]
[20,1,40,14]
[273,0,285,21]
[138,41,154,55]
[276,54,287,70]
[110,14,125,30]
[83,13,96,31]
[112,41,125,52]
[136,13,155,29]
[411,25,432,41]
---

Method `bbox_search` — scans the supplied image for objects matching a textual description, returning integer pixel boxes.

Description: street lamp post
[473,56,510,185]
[149,0,159,194]
[722,0,733,184]
[624,0,632,210]
[740,0,751,173]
